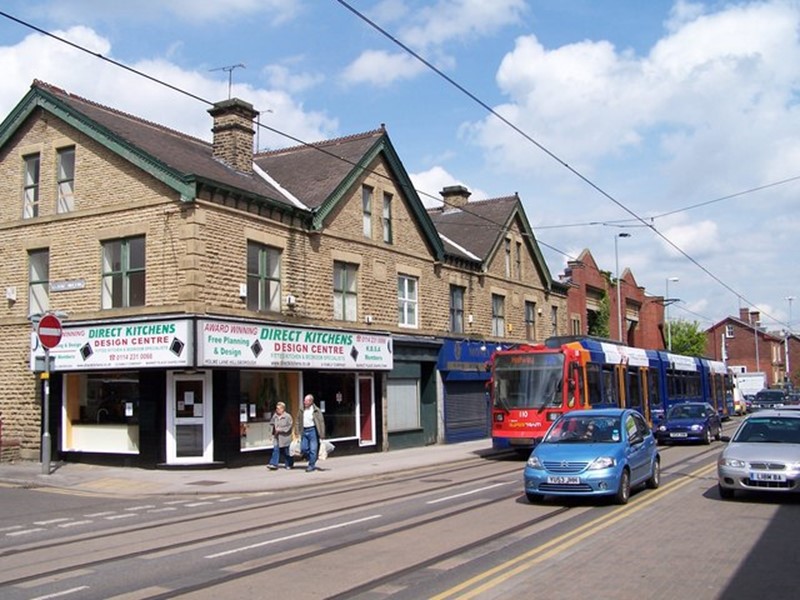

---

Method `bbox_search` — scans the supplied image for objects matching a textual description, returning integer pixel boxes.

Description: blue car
[523,408,660,505]
[655,402,722,445]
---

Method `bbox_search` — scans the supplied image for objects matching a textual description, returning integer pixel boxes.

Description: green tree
[668,319,706,356]
[587,293,610,338]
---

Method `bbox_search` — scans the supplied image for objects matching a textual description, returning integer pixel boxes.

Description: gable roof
[428,195,560,291]
[255,129,444,258]
[0,81,445,260]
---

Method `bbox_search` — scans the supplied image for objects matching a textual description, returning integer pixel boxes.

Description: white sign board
[197,319,393,370]
[31,319,192,371]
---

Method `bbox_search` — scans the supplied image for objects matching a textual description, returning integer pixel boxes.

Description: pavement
[0,439,506,497]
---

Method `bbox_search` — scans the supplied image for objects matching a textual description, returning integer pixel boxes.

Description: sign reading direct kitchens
[30,319,192,371]
[198,319,393,370]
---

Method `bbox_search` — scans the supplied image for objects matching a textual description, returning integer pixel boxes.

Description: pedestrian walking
[268,402,294,470]
[296,394,326,472]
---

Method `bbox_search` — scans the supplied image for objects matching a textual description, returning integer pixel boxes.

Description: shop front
[437,340,507,443]
[31,316,393,467]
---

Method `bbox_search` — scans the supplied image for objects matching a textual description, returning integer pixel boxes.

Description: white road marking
[30,586,89,600]
[58,520,93,528]
[205,514,383,559]
[105,514,137,521]
[426,482,513,505]
[34,518,70,525]
[7,528,46,536]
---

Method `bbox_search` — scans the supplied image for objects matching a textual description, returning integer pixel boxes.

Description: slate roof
[255,130,384,211]
[428,195,519,263]
[25,81,293,205]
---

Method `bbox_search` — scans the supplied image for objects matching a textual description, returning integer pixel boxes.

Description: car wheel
[614,469,631,505]
[703,428,712,445]
[526,492,542,503]
[714,426,722,441]
[718,484,735,500]
[646,458,660,489]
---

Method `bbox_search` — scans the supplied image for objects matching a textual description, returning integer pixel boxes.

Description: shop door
[358,376,375,446]
[166,371,213,464]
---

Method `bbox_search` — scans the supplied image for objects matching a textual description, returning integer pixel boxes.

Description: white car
[717,410,800,499]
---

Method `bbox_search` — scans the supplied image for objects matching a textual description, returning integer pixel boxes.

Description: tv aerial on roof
[210,63,246,99]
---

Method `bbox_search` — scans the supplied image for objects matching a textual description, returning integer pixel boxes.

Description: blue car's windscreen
[544,415,621,443]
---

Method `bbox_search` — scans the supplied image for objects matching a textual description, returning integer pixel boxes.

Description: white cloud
[262,64,324,95]
[341,50,426,87]
[342,0,525,87]
[410,165,488,208]
[0,26,337,149]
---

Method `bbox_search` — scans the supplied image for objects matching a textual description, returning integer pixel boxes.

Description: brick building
[560,249,666,349]
[705,308,799,389]
[0,81,566,465]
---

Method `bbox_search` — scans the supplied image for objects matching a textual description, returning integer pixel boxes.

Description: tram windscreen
[492,352,565,410]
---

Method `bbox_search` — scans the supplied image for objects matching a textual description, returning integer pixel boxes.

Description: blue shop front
[437,340,511,443]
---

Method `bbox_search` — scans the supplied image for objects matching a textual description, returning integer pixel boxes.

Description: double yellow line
[431,461,717,599]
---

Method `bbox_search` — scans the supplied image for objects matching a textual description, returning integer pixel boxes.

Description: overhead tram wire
[333,0,783,325]
[0,10,580,267]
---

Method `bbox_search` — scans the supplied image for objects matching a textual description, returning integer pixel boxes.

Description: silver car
[717,410,800,499]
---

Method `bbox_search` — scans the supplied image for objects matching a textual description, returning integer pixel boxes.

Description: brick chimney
[739,308,750,322]
[208,98,258,174]
[441,185,471,210]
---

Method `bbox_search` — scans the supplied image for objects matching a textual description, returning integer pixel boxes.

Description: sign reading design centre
[198,319,393,370]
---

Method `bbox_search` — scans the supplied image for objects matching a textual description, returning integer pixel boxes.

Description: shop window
[29,248,49,315]
[23,153,40,218]
[247,242,281,313]
[387,378,420,431]
[63,372,140,454]
[239,371,298,451]
[57,146,75,213]
[101,236,145,308]
[333,261,358,322]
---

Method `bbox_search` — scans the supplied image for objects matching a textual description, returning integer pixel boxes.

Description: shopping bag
[289,438,302,458]
[319,439,335,461]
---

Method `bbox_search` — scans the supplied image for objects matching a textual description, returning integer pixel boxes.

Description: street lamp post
[787,296,795,388]
[614,233,631,342]
[666,277,679,351]
[751,310,761,373]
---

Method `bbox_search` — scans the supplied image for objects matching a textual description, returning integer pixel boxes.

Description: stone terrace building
[0,81,566,465]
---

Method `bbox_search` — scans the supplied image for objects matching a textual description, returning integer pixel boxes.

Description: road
[1,422,798,599]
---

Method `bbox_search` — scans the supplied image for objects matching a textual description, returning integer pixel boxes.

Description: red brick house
[705,308,798,388]
[560,249,666,349]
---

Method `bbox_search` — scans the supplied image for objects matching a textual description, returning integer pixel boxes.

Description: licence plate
[750,471,786,482]
[547,475,580,485]
[670,432,688,438]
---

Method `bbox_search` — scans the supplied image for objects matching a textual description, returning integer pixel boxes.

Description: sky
[1,0,799,335]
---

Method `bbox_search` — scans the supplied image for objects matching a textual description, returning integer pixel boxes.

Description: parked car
[655,402,722,445]
[717,410,800,499]
[523,408,660,505]
[751,389,787,411]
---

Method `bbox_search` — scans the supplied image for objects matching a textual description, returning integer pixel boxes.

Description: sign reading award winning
[30,319,192,371]
[198,319,393,370]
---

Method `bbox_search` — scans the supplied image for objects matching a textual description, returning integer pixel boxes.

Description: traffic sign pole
[36,313,63,475]
[42,348,51,475]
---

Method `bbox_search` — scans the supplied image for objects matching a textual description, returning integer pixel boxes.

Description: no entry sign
[37,313,63,350]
